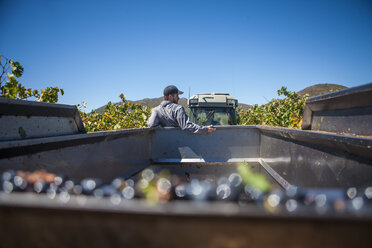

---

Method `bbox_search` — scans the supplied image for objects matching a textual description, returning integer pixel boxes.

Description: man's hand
[207,125,216,133]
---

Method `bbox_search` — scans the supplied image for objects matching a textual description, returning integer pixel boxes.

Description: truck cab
[188,93,238,125]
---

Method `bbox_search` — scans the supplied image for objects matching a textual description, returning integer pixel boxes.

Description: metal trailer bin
[0,83,372,248]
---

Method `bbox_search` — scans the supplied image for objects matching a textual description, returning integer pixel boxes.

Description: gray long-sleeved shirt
[147,101,209,134]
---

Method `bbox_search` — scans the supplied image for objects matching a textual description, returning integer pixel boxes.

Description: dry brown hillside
[132,97,190,112]
[129,97,251,111]
[298,84,347,97]
[96,96,250,114]
[95,84,346,114]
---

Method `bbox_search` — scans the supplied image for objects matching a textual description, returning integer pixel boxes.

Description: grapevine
[237,87,309,129]
[79,93,152,132]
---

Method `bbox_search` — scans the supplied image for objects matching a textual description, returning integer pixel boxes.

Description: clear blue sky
[1,0,372,111]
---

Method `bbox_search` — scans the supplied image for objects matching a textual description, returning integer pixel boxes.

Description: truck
[0,83,372,247]
[188,93,239,125]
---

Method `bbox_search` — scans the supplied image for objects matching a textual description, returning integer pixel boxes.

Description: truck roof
[188,93,238,108]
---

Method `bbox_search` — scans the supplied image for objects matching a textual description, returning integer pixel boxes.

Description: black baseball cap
[163,85,184,96]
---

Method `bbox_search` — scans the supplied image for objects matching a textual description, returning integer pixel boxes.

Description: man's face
[169,93,179,104]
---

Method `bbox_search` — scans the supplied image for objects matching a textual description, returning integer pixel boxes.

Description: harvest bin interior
[1,126,371,187]
[2,84,372,247]
[1,126,372,248]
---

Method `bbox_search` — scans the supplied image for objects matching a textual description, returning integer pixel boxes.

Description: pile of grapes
[1,166,371,213]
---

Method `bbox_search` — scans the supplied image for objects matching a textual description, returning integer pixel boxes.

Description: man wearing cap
[147,85,216,134]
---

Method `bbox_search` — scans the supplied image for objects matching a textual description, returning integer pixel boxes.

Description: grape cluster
[1,168,371,213]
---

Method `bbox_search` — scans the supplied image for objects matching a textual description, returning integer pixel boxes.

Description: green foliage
[79,93,152,132]
[9,60,24,78]
[237,162,271,192]
[0,55,63,103]
[238,87,308,128]
[35,87,64,103]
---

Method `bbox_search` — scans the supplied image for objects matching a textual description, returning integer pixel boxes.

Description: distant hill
[297,83,347,98]
[95,84,346,114]
[95,97,190,114]
[95,96,251,114]
[131,97,188,110]
[237,103,251,109]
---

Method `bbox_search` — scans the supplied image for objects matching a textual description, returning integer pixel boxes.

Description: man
[147,85,216,134]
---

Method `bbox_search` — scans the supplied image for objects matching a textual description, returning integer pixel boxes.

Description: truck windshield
[192,108,233,125]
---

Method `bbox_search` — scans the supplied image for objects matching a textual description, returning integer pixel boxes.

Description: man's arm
[147,108,159,128]
[175,107,215,134]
